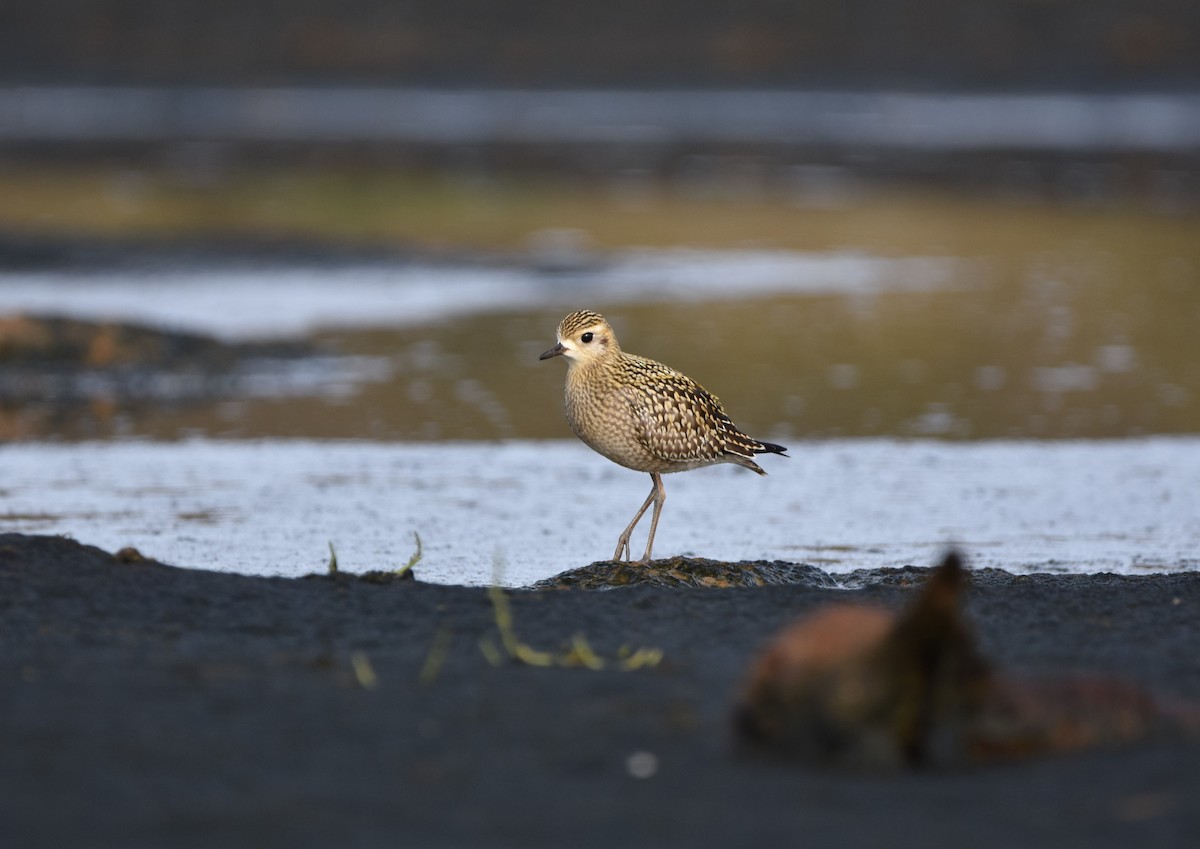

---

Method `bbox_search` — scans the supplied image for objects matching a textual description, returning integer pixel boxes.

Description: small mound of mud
[532,556,842,590]
[304,569,416,586]
[0,532,169,573]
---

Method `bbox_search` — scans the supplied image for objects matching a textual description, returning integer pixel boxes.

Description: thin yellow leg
[613,474,660,562]
[638,473,666,564]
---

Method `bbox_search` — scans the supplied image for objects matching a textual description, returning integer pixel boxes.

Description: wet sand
[2,533,1198,848]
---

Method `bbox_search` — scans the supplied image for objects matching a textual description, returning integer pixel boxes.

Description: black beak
[539,342,566,360]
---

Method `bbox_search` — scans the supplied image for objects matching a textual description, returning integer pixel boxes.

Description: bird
[539,309,787,564]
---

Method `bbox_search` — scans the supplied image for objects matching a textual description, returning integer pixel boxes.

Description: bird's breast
[564,365,654,471]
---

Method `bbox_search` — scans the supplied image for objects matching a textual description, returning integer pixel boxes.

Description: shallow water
[3,438,1198,585]
[2,230,1199,443]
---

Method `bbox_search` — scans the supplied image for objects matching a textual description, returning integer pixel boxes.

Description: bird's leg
[637,473,667,564]
[613,474,660,562]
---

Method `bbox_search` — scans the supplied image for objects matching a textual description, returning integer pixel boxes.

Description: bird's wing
[620,356,741,464]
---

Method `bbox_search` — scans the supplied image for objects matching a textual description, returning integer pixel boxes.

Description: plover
[540,309,787,563]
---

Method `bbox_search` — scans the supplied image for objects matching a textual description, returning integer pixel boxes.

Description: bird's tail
[725,437,788,476]
[753,440,789,458]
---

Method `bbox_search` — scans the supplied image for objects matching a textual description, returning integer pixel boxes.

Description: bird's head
[539,310,619,366]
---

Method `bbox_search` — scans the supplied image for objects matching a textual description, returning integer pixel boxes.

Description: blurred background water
[1,2,1198,576]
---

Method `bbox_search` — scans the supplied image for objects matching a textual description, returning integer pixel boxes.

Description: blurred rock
[734,550,1197,767]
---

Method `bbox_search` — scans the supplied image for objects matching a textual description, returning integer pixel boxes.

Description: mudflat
[2,533,1197,848]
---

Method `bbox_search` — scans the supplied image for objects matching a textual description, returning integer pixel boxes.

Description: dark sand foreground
[2,533,1198,848]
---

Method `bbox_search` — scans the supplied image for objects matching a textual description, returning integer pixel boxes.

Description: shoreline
[3,532,1198,847]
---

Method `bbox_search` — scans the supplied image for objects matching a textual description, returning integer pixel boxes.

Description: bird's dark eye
[581,332,594,343]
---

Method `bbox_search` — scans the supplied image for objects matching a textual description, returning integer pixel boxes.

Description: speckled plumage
[540,309,787,563]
